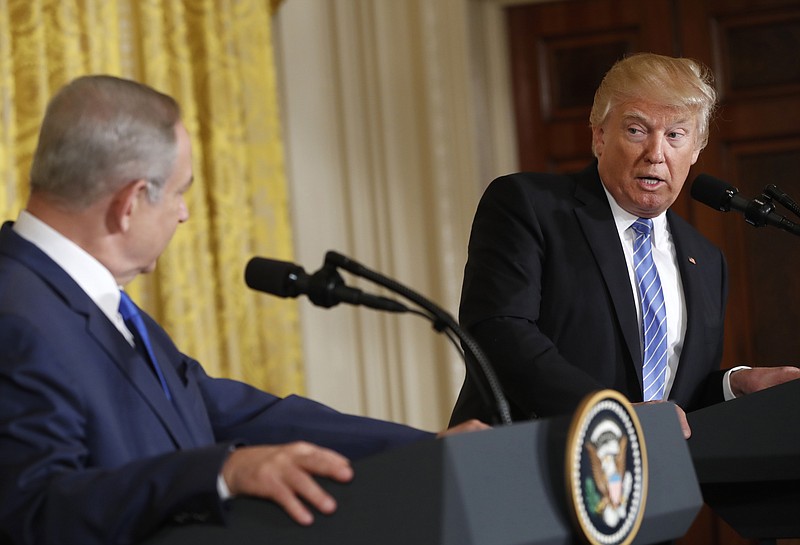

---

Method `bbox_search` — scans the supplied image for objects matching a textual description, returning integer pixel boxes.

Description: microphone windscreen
[691,174,735,211]
[244,257,304,298]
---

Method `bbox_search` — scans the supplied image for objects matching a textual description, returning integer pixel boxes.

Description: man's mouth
[637,176,664,186]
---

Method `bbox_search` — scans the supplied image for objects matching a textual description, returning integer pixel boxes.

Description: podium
[687,378,800,539]
[144,403,701,545]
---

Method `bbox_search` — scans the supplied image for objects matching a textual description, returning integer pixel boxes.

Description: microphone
[691,174,800,235]
[244,257,408,313]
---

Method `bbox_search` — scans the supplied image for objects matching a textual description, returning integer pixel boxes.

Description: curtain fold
[0,0,303,396]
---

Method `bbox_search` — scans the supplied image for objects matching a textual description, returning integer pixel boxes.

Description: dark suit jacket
[450,164,728,425]
[0,223,432,545]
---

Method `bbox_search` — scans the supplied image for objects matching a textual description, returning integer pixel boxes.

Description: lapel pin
[688,257,697,265]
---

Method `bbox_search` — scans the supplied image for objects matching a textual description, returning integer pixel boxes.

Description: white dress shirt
[12,211,134,344]
[600,187,741,401]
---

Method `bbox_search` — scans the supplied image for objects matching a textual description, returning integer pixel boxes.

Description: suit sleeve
[453,175,608,422]
[182,357,435,460]
[0,314,433,545]
[0,314,235,545]
[139,312,434,459]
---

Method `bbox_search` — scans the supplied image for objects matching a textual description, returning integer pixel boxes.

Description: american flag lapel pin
[688,256,697,265]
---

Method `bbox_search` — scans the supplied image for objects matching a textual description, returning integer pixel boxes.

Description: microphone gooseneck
[324,250,513,426]
[764,184,800,220]
[245,252,513,426]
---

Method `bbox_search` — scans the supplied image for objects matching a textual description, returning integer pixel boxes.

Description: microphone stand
[323,250,513,426]
[765,184,800,220]
[745,193,783,227]
[739,191,800,237]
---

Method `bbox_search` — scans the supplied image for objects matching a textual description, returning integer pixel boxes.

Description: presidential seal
[565,390,647,545]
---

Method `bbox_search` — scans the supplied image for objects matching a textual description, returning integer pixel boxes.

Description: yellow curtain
[0,0,304,396]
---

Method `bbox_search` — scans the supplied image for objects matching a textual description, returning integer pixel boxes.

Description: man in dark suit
[450,53,798,428]
[0,75,485,545]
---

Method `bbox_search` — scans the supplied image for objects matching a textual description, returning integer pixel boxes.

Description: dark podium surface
[688,378,800,539]
[143,403,700,545]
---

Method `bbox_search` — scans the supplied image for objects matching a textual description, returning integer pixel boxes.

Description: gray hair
[30,75,182,209]
[590,53,717,156]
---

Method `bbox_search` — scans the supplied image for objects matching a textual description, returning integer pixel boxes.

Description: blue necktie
[118,291,172,401]
[631,219,668,401]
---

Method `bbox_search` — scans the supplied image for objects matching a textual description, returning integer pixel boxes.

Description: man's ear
[691,146,701,165]
[108,179,149,233]
[592,125,605,156]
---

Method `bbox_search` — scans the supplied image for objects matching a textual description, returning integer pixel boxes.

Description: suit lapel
[85,313,197,449]
[572,172,643,382]
[142,320,217,447]
[572,193,717,402]
[0,223,196,449]
[666,212,707,401]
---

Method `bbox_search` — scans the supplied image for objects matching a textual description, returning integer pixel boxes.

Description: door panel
[505,1,800,544]
[506,0,674,171]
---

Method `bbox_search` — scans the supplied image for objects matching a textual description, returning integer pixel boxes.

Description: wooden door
[679,0,800,371]
[506,1,800,544]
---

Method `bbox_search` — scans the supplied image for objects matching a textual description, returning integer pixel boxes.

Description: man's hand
[437,418,490,438]
[730,366,800,398]
[221,442,353,526]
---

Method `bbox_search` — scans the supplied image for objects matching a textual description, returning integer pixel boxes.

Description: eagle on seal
[585,435,628,512]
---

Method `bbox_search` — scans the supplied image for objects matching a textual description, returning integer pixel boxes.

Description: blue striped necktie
[630,218,668,401]
[118,291,172,401]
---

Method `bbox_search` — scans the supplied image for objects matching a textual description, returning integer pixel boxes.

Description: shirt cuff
[217,472,232,500]
[217,443,241,501]
[723,365,751,401]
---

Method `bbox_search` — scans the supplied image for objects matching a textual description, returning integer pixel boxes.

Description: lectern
[688,378,800,539]
[143,402,701,545]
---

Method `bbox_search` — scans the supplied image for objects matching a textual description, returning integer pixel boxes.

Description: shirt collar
[600,183,669,245]
[13,210,122,321]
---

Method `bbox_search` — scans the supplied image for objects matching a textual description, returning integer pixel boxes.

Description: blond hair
[590,53,717,155]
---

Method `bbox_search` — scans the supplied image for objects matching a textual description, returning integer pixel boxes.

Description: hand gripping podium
[687,378,800,539]
[144,402,701,545]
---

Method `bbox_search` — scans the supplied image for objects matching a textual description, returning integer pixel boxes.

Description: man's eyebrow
[621,111,650,123]
[621,110,693,128]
